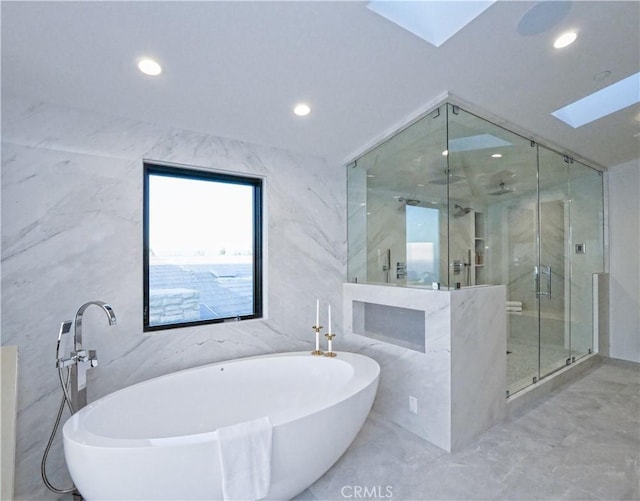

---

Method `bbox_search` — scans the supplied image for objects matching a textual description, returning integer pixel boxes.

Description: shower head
[453,204,473,217]
[428,172,466,185]
[397,197,421,207]
[488,182,514,196]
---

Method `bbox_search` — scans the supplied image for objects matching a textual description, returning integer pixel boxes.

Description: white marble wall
[447,210,475,287]
[366,190,406,285]
[608,159,640,363]
[342,283,506,452]
[1,95,346,500]
[450,286,506,450]
[347,166,367,282]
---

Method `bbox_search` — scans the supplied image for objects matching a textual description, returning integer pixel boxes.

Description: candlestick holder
[311,325,324,355]
[324,333,337,357]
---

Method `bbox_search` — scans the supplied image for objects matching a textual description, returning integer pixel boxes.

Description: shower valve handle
[56,356,75,369]
[77,349,99,368]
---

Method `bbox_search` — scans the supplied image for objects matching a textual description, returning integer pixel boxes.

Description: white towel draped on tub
[217,416,273,501]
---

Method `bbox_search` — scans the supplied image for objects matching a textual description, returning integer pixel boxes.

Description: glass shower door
[537,147,571,379]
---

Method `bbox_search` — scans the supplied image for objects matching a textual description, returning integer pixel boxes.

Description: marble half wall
[1,95,346,500]
[342,283,506,452]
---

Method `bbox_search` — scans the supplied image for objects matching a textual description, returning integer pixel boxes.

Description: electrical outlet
[409,396,418,414]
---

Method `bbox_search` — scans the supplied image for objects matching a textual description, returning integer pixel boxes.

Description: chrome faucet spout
[70,301,117,411]
[73,301,117,351]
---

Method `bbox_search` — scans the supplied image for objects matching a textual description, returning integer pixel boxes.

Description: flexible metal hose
[41,333,76,494]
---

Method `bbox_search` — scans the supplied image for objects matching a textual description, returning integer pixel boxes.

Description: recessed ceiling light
[553,31,577,49]
[293,103,311,116]
[137,58,162,76]
[491,153,503,158]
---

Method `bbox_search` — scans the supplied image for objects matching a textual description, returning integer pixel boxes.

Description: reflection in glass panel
[569,160,604,360]
[346,100,605,397]
[347,107,448,286]
[538,146,571,380]
[447,105,540,394]
[406,205,440,285]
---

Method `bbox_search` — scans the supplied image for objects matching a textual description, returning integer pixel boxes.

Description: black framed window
[143,162,263,331]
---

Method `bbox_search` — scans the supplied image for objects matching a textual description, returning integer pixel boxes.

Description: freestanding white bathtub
[63,351,380,500]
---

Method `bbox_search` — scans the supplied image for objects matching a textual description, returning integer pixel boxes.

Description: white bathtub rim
[63,351,379,448]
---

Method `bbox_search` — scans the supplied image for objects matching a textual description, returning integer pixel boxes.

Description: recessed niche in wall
[352,301,425,352]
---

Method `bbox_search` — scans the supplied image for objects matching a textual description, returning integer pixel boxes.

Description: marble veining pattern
[300,358,639,501]
[343,283,506,452]
[1,95,345,500]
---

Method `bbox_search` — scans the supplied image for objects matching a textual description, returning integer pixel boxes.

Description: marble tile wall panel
[450,285,507,450]
[343,283,507,452]
[1,95,346,500]
[347,167,367,282]
[506,202,537,311]
[365,190,406,285]
[448,211,475,287]
[343,283,452,450]
[594,273,610,357]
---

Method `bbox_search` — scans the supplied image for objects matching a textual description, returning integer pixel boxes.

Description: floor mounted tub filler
[63,351,380,500]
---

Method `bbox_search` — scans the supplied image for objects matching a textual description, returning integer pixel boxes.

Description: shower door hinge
[588,348,593,354]
[452,105,460,115]
[431,107,441,119]
[566,358,571,366]
[530,140,536,148]
[506,390,510,398]
[532,376,538,384]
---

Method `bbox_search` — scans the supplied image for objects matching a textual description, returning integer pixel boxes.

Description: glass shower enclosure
[347,103,605,396]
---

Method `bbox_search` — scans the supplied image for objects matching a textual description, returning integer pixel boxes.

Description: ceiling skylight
[367,1,496,47]
[448,134,512,152]
[552,72,640,128]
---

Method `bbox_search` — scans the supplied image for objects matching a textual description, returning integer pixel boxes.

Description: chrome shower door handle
[545,265,551,299]
[534,265,551,300]
[534,265,552,299]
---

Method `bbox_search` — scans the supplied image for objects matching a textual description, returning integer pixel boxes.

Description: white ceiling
[2,1,639,169]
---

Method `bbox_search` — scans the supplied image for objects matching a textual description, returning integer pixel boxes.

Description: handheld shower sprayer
[43,301,117,495]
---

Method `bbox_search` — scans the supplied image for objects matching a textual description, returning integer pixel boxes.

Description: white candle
[328,304,332,333]
[315,331,320,352]
[328,336,333,352]
[316,299,320,327]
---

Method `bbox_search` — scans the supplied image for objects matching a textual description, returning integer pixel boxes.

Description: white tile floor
[297,358,640,501]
